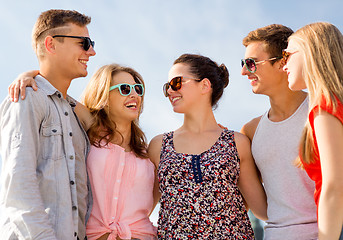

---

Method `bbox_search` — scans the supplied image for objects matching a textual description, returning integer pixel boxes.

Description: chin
[172,106,185,114]
[80,71,88,77]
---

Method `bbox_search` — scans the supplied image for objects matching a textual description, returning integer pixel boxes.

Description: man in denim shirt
[0,9,96,239]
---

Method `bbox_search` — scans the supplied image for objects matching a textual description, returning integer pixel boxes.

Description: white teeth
[172,96,181,103]
[249,78,257,82]
[125,102,137,108]
[79,60,87,64]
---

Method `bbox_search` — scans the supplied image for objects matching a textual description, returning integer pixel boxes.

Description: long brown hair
[81,64,148,159]
[290,22,343,164]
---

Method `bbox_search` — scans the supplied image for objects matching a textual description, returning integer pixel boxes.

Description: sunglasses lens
[245,59,256,72]
[83,39,90,51]
[170,77,182,91]
[119,84,131,96]
[163,83,169,97]
[282,50,290,64]
[83,38,95,51]
[134,84,144,96]
[241,59,245,68]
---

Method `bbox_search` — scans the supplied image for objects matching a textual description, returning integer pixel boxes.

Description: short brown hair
[243,24,293,60]
[32,9,91,57]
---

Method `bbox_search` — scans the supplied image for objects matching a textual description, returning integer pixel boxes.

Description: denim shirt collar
[35,75,77,108]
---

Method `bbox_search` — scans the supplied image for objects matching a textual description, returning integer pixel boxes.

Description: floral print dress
[157,129,254,239]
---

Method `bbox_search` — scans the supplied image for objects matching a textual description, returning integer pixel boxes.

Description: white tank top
[252,97,318,240]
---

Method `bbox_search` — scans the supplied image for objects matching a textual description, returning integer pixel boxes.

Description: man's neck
[39,67,72,99]
[268,90,307,122]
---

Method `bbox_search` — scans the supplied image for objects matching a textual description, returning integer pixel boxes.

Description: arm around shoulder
[74,102,94,131]
[235,131,268,221]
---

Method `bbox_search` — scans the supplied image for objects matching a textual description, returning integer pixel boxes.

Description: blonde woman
[8,64,157,240]
[283,22,343,240]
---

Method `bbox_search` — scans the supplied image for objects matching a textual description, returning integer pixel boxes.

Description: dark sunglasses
[241,57,281,73]
[52,35,95,51]
[109,83,144,96]
[281,49,299,66]
[163,76,202,97]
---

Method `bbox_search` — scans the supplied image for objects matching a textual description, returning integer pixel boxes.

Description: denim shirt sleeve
[0,90,57,239]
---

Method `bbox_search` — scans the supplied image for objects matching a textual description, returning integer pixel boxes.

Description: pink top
[86,143,157,240]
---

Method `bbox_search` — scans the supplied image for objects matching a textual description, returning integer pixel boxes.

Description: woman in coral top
[283,22,343,240]
[78,64,157,240]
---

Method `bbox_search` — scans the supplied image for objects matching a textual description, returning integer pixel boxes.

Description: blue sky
[1,0,343,224]
[1,0,342,140]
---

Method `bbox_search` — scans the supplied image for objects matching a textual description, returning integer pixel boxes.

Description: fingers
[8,83,15,102]
[19,79,27,101]
[32,80,38,91]
[13,80,21,102]
[8,77,38,102]
[8,81,20,102]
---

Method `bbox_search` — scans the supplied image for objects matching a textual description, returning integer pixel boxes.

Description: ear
[200,78,212,94]
[44,36,56,54]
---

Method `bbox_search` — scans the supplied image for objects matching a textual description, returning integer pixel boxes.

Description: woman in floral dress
[148,54,267,239]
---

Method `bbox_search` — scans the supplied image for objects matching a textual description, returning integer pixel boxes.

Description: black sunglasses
[52,35,95,51]
[109,83,144,96]
[241,57,281,73]
[163,76,202,97]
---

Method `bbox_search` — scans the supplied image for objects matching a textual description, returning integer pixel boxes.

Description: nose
[241,64,249,76]
[87,46,96,56]
[166,85,175,97]
[282,63,288,72]
[129,86,139,97]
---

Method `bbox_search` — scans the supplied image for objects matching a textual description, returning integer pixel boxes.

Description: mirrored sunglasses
[109,83,144,96]
[52,35,95,51]
[241,57,281,73]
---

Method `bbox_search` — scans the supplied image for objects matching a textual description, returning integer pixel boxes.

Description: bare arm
[148,134,163,214]
[240,116,262,142]
[235,131,268,221]
[314,111,343,239]
[9,70,39,102]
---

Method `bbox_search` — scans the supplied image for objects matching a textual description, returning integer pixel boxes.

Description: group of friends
[0,8,342,240]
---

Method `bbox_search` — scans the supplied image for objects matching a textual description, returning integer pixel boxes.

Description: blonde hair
[290,22,343,164]
[81,64,148,159]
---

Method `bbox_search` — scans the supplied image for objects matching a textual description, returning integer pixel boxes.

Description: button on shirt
[0,75,90,240]
[86,143,157,240]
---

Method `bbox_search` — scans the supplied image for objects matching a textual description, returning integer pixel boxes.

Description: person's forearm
[318,187,343,239]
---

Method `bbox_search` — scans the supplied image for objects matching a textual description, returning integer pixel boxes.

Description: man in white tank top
[240,24,318,240]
